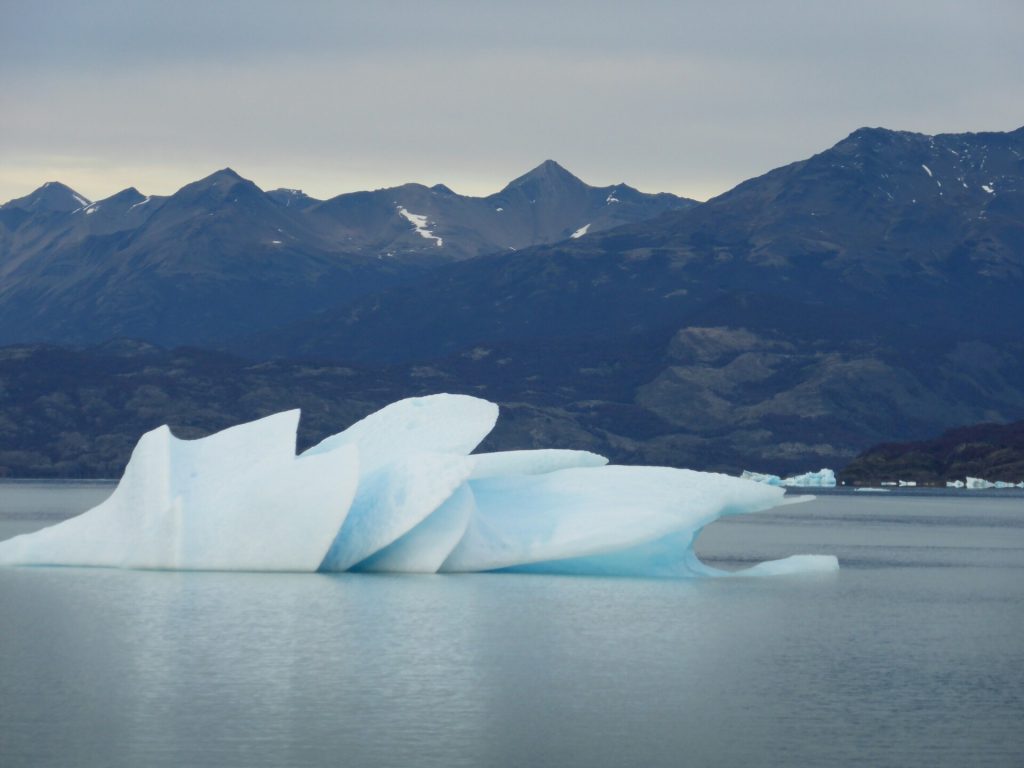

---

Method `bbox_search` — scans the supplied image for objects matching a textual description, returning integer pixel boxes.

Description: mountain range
[1,125,1022,476]
[0,162,692,347]
[841,420,1024,484]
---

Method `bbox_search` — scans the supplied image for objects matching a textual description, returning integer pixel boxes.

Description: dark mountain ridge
[841,420,1024,484]
[254,125,1024,363]
[0,163,693,347]
[237,125,1024,471]
[1,125,1022,474]
[1,181,90,213]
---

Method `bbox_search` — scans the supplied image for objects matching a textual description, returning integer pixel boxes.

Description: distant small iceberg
[783,468,836,488]
[741,468,836,488]
[949,477,1022,489]
[0,395,838,578]
[740,470,782,486]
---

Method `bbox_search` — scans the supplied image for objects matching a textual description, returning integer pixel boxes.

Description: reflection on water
[1,484,1023,768]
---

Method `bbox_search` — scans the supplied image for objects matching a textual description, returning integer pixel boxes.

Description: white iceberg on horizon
[0,394,838,578]
[740,470,783,486]
[782,468,837,488]
[742,468,838,489]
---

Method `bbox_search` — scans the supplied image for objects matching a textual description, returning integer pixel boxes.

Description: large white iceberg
[0,394,838,578]
[0,411,359,571]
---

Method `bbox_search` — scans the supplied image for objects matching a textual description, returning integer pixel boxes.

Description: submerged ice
[0,395,838,578]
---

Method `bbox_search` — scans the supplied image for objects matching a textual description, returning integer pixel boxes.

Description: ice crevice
[0,394,838,578]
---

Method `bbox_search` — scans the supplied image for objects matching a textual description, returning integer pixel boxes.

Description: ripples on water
[1,482,1022,768]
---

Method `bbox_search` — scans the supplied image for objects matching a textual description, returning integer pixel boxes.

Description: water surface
[1,483,1022,767]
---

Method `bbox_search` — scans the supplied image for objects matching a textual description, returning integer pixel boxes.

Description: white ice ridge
[397,206,443,246]
[741,470,782,486]
[741,468,836,487]
[782,468,836,487]
[0,394,838,577]
[0,411,359,571]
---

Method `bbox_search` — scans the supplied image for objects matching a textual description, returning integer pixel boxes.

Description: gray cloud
[2,0,1022,202]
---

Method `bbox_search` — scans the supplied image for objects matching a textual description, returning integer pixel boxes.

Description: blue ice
[0,395,838,577]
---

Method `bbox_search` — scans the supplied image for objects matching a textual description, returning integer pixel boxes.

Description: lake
[1,482,1022,767]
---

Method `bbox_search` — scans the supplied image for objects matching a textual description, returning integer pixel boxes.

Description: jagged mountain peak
[3,181,91,213]
[844,125,918,141]
[68,187,149,218]
[502,159,585,192]
[267,188,319,209]
[192,167,249,188]
[101,187,146,205]
[166,167,267,208]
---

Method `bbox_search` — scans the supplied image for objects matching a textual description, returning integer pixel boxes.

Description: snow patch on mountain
[397,206,443,247]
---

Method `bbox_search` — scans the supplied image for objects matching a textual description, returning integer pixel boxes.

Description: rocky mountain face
[5,326,1022,478]
[0,163,693,347]
[261,126,1023,363]
[242,126,1024,472]
[841,420,1024,484]
[0,340,674,477]
[301,159,690,262]
[1,126,1022,476]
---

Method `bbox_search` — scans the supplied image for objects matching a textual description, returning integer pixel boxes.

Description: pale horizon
[6,118,1024,207]
[2,1,1023,205]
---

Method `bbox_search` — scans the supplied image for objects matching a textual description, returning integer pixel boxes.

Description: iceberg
[742,468,838,488]
[0,394,838,578]
[740,470,783,486]
[470,448,608,478]
[356,483,476,573]
[782,468,837,488]
[443,466,783,574]
[303,394,497,472]
[0,411,359,571]
[320,452,473,572]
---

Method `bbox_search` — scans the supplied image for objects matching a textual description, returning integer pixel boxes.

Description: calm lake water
[1,482,1022,768]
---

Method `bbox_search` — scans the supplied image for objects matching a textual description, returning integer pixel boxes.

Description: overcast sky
[2,0,1022,203]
